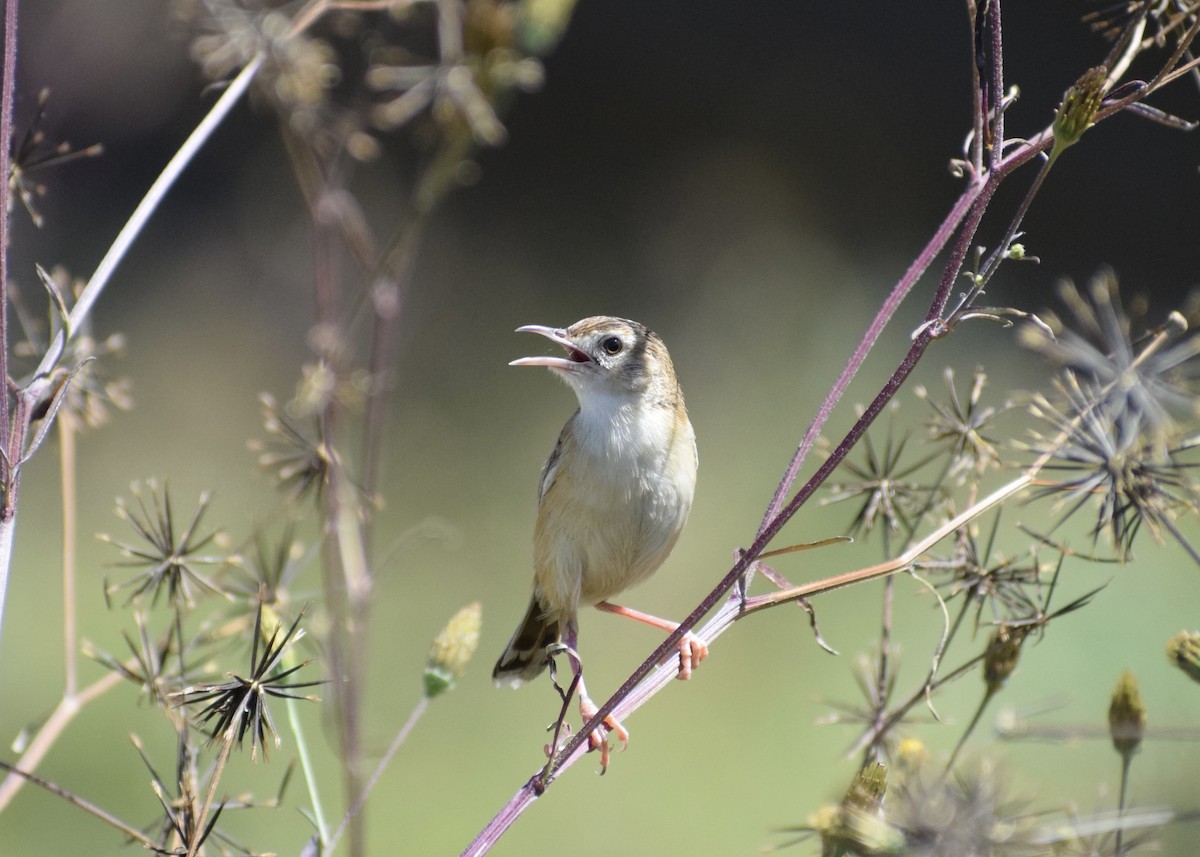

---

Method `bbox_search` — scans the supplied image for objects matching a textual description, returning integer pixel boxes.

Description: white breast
[533,396,697,615]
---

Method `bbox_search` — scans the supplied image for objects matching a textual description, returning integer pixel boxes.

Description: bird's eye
[601,336,623,355]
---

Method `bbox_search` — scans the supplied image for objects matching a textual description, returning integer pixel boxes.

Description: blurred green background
[1,2,1199,855]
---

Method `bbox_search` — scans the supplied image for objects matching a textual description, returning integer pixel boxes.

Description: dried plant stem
[1108,15,1147,85]
[0,53,264,647]
[0,670,123,811]
[0,760,160,849]
[946,685,999,771]
[32,54,263,382]
[59,418,78,695]
[337,502,371,857]
[742,476,1034,616]
[327,694,431,855]
[287,0,413,38]
[0,0,17,647]
[1115,751,1133,856]
[186,730,235,857]
[361,217,426,500]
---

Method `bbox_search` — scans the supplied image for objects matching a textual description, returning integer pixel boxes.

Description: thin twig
[32,55,264,383]
[327,695,431,855]
[186,719,236,857]
[59,418,78,695]
[0,759,161,849]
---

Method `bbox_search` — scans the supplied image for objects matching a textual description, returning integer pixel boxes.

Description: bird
[493,315,706,769]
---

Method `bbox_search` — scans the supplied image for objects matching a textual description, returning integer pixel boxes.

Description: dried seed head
[424,601,483,698]
[1165,630,1200,684]
[1108,669,1146,758]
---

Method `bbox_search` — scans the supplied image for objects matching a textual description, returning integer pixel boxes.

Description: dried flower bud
[424,601,482,698]
[1052,66,1107,153]
[1108,670,1146,758]
[1166,630,1200,684]
[983,628,1026,691]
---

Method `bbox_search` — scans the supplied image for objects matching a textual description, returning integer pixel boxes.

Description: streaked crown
[511,316,681,405]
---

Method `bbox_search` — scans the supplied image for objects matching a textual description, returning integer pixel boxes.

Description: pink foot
[675,632,709,681]
[579,695,629,773]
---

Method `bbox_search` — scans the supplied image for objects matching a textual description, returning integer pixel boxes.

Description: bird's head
[510,316,678,405]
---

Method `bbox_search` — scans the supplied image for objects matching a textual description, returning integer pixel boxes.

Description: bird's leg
[565,618,628,772]
[594,600,709,681]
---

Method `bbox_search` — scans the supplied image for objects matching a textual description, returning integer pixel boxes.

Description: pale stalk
[32,55,263,382]
[327,695,431,855]
[59,417,77,695]
[185,721,237,857]
[0,760,161,849]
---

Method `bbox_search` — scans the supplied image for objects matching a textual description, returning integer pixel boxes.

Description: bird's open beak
[509,324,591,369]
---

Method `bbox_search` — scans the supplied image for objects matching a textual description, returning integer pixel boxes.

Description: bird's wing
[537,408,578,504]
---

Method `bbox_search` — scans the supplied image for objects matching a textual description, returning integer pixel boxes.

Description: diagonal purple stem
[758,183,982,534]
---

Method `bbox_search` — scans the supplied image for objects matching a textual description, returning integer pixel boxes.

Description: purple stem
[0,0,18,455]
[758,3,1005,535]
[758,183,981,533]
[987,0,1005,174]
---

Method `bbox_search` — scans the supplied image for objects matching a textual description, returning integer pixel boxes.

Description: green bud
[1108,670,1146,758]
[1052,66,1107,153]
[1166,630,1200,684]
[424,601,482,699]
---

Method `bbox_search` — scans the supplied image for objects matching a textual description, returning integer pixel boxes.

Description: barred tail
[493,596,560,687]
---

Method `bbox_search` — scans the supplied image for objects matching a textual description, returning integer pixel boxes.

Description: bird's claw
[579,696,629,773]
[674,632,708,681]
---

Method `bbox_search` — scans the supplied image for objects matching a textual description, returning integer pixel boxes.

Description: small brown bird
[493,316,705,767]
